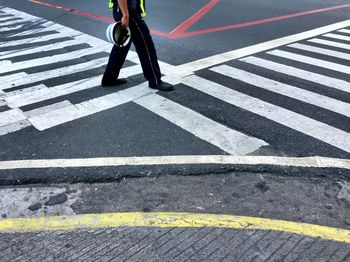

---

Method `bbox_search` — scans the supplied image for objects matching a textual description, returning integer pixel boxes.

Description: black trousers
[102,9,161,86]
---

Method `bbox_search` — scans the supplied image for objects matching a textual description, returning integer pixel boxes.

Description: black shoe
[149,80,174,91]
[101,78,127,87]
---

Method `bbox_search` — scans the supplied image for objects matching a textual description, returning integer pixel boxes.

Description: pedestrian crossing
[0,6,349,156]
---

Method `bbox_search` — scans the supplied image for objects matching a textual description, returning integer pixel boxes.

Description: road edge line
[0,155,349,170]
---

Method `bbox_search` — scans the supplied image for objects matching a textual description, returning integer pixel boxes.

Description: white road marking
[0,17,17,22]
[323,33,350,42]
[267,49,350,74]
[0,39,88,60]
[0,155,348,170]
[0,46,110,74]
[0,57,107,90]
[5,65,142,108]
[24,100,73,118]
[211,65,350,117]
[308,38,350,50]
[29,83,155,130]
[0,20,39,27]
[288,43,350,61]
[0,120,31,136]
[0,108,26,127]
[135,94,268,155]
[338,29,350,34]
[241,56,350,93]
[183,75,350,153]
[0,27,80,48]
[178,19,350,73]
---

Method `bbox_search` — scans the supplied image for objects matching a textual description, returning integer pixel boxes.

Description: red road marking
[169,0,219,37]
[28,0,350,39]
[178,3,350,38]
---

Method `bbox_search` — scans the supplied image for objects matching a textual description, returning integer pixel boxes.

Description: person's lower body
[102,10,173,91]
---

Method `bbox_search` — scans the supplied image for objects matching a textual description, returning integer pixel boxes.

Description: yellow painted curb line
[0,212,349,243]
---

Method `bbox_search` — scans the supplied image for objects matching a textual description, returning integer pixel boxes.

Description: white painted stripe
[0,108,26,127]
[308,38,350,50]
[0,155,348,170]
[0,120,31,136]
[323,33,350,42]
[338,29,350,34]
[0,20,39,27]
[0,17,17,22]
[29,83,155,130]
[6,22,57,37]
[0,24,27,32]
[211,65,350,117]
[0,57,107,90]
[0,46,110,74]
[0,25,80,48]
[24,100,73,118]
[135,94,268,155]
[4,84,47,97]
[5,64,142,108]
[241,56,350,93]
[0,39,85,60]
[183,75,350,153]
[268,49,350,74]
[178,20,350,73]
[288,43,350,61]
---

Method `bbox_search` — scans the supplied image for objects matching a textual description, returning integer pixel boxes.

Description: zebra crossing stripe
[0,57,107,90]
[308,38,350,50]
[0,46,110,74]
[135,94,268,155]
[28,83,155,130]
[210,65,350,118]
[183,75,350,153]
[5,65,143,108]
[0,20,38,27]
[0,16,17,22]
[0,24,31,33]
[24,100,73,118]
[0,28,78,48]
[0,39,88,60]
[288,43,350,61]
[0,108,26,126]
[0,120,31,136]
[323,33,350,42]
[241,56,350,93]
[338,29,350,34]
[267,49,350,74]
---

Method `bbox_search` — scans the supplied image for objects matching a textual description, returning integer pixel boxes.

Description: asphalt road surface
[0,0,349,183]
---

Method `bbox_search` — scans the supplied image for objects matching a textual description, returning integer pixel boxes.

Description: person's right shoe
[101,78,127,87]
[149,80,174,91]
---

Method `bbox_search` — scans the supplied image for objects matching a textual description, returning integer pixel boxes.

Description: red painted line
[28,0,171,37]
[177,3,350,38]
[169,0,219,37]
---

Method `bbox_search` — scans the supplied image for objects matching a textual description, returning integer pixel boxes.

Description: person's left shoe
[101,78,127,87]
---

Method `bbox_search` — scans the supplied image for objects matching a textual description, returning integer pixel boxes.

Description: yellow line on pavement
[0,212,350,243]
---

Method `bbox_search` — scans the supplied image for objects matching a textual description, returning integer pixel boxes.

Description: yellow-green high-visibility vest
[108,0,146,17]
